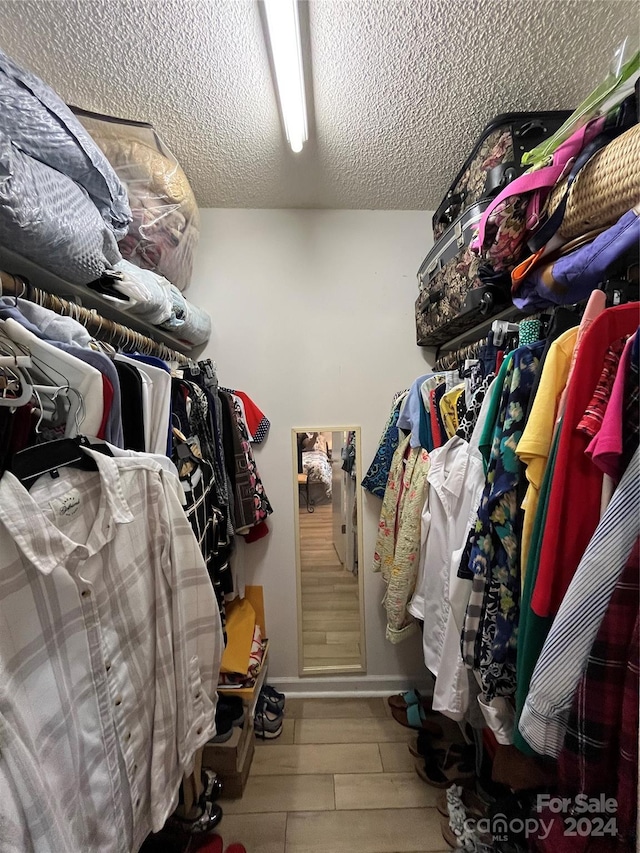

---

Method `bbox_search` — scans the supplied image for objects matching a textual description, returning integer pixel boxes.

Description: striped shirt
[0,449,223,852]
[518,446,639,757]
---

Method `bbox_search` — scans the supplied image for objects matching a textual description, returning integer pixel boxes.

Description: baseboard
[268,674,432,698]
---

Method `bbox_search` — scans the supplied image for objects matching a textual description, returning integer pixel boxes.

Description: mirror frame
[292,426,367,677]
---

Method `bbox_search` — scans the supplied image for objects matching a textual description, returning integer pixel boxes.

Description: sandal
[416,744,476,788]
[387,689,424,710]
[391,702,443,736]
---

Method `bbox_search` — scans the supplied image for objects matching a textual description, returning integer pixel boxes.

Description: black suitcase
[432,111,572,242]
[418,111,572,347]
[416,203,512,346]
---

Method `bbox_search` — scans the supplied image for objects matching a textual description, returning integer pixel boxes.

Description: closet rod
[433,337,489,372]
[0,271,192,366]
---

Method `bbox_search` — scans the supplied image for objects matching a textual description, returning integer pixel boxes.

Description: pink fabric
[585,335,634,481]
[474,116,607,250]
[557,290,607,419]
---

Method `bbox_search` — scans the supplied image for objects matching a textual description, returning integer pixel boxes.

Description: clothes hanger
[10,439,101,490]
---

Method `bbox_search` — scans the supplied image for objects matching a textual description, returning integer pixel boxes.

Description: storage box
[203,713,255,799]
[203,713,252,774]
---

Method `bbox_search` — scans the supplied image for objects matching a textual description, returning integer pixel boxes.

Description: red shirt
[531,303,640,617]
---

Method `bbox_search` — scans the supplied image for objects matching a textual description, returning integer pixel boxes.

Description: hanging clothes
[463,340,544,701]
[0,449,223,852]
[531,303,639,618]
[519,447,639,757]
[362,393,406,498]
[409,435,486,720]
[373,435,430,643]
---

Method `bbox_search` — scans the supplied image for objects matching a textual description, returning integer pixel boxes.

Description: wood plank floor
[299,503,361,669]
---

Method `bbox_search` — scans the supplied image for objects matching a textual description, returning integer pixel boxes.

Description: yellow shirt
[439,383,465,439]
[516,327,578,582]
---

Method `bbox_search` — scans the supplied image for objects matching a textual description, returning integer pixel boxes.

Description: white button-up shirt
[408,436,486,721]
[0,449,223,852]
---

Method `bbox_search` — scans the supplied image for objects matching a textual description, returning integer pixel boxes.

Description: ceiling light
[263,0,308,153]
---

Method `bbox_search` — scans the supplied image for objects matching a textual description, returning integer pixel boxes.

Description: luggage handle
[419,288,444,314]
[484,162,522,197]
[434,191,466,228]
[514,119,548,139]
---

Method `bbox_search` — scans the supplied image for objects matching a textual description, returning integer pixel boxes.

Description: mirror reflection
[293,428,365,673]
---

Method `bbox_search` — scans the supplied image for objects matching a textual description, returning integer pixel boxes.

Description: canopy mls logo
[464,795,619,842]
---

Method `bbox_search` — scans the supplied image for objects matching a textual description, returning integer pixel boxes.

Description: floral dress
[373,435,431,643]
[462,341,544,699]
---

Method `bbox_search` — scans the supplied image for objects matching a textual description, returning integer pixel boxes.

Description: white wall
[190,209,435,694]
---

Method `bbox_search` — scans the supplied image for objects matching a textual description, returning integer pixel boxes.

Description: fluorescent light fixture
[263,0,308,153]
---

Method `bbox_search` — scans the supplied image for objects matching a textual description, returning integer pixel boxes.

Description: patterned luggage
[416,203,513,346]
[432,111,572,241]
[418,111,572,347]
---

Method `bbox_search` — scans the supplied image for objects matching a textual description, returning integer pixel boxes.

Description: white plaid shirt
[0,449,223,852]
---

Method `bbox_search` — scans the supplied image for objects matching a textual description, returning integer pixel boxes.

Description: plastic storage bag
[0,49,131,240]
[160,285,211,346]
[0,129,121,284]
[75,110,200,292]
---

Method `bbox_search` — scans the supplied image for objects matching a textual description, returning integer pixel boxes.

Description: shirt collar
[427,436,469,502]
[0,448,133,575]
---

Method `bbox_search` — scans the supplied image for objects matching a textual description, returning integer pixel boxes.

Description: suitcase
[432,111,573,242]
[418,110,572,347]
[416,203,512,346]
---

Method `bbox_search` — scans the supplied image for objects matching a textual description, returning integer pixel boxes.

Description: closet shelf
[0,244,204,358]
[434,305,527,355]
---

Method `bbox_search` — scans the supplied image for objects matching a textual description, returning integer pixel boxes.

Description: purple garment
[0,298,124,447]
[513,208,640,311]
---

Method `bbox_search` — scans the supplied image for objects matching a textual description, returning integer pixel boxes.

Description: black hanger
[10,437,111,490]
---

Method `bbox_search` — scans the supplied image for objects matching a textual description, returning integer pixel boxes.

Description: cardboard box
[217,730,255,799]
[202,714,252,774]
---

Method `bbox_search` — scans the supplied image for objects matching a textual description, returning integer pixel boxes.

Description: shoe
[391,702,443,737]
[210,707,233,743]
[254,695,284,739]
[261,684,285,713]
[167,800,223,835]
[416,743,476,788]
[387,689,431,712]
[436,784,488,819]
[201,768,224,803]
[217,695,245,727]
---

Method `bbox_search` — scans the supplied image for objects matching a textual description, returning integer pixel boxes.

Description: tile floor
[217,697,450,853]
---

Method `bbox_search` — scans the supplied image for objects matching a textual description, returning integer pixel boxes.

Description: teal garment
[478,352,514,466]
[513,421,562,755]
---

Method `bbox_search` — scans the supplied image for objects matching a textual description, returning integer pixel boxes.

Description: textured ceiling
[0,0,636,209]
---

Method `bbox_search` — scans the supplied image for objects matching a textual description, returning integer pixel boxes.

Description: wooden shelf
[0,244,206,357]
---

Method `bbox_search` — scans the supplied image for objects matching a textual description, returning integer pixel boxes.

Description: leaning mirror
[292,427,366,675]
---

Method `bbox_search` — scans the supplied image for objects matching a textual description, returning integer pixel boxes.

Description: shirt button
[105,662,112,672]
[81,589,91,598]
[135,798,141,808]
[115,696,123,707]
[126,732,132,741]
[194,691,201,699]
[133,763,138,772]
[196,727,203,735]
